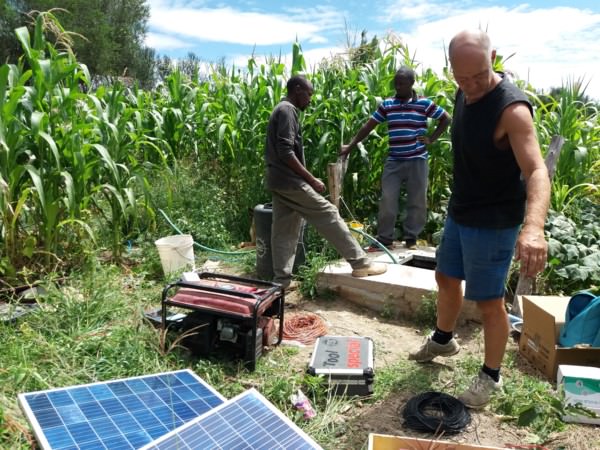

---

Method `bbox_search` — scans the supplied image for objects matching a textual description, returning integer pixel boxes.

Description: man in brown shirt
[265,75,387,289]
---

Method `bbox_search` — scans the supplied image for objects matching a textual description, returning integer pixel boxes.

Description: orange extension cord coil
[282,312,328,345]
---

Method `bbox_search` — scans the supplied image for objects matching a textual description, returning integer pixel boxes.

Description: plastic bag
[290,389,316,420]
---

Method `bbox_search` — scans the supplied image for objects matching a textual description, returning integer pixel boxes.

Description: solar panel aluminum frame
[140,388,323,450]
[161,272,284,370]
[18,369,226,450]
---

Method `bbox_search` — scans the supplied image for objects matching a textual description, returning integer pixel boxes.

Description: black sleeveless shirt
[449,76,532,228]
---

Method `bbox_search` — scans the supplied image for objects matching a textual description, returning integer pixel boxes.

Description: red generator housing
[161,272,284,371]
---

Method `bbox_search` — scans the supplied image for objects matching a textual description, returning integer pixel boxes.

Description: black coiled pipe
[402,391,471,434]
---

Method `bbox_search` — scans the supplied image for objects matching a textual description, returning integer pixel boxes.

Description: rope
[339,196,358,223]
[282,312,328,345]
[402,391,471,434]
[158,209,255,256]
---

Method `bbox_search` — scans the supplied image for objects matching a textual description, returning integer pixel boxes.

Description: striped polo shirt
[372,96,446,160]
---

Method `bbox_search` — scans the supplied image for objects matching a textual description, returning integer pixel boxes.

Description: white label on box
[558,365,600,425]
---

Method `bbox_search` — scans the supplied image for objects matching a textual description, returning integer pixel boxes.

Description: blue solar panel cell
[103,434,134,450]
[141,389,323,450]
[69,387,95,404]
[19,370,225,450]
[109,381,134,397]
[44,425,76,449]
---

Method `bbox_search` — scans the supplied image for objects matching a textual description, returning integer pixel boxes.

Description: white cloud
[381,4,600,99]
[145,32,189,50]
[382,0,452,21]
[284,5,347,34]
[148,3,334,46]
[147,1,600,99]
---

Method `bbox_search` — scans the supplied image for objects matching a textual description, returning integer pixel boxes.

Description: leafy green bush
[543,200,600,294]
[150,162,249,249]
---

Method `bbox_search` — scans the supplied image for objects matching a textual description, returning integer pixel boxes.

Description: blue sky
[147,0,600,99]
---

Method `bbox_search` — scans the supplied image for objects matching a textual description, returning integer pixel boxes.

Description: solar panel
[18,369,225,450]
[141,388,323,450]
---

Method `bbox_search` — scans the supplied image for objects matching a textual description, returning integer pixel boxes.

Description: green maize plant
[0,62,32,273]
[157,69,201,161]
[86,82,156,258]
[2,10,598,288]
[0,11,159,276]
[417,65,455,229]
[1,12,93,271]
[179,55,289,238]
[531,80,600,212]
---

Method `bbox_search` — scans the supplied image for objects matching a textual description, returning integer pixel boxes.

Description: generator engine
[161,273,284,370]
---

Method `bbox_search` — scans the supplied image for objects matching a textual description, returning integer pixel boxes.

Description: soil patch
[283,290,599,450]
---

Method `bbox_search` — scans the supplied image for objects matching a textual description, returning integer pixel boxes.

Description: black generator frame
[161,272,284,370]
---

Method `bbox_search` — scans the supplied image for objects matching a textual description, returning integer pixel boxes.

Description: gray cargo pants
[376,158,428,245]
[270,184,370,288]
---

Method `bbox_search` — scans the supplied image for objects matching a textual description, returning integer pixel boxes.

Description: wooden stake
[328,156,349,209]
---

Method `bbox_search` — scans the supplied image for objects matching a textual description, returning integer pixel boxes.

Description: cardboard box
[557,365,600,425]
[368,434,505,450]
[519,295,600,380]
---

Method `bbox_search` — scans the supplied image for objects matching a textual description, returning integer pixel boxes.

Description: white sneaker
[458,371,503,409]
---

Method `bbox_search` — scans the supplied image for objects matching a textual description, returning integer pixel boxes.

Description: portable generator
[161,272,284,370]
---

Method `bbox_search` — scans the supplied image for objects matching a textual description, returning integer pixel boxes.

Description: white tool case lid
[308,336,374,376]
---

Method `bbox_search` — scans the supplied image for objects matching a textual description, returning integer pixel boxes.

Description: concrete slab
[316,244,480,324]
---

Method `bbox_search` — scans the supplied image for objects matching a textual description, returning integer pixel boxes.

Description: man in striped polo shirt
[341,67,450,250]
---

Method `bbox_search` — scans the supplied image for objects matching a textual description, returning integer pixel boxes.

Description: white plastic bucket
[154,234,195,275]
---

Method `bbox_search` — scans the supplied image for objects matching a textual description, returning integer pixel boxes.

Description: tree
[1,1,155,85]
[0,0,25,63]
[177,52,202,82]
[155,54,173,83]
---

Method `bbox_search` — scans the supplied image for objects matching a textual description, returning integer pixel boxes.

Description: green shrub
[543,200,600,294]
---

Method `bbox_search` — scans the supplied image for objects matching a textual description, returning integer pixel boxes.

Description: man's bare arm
[502,103,550,277]
[340,118,378,156]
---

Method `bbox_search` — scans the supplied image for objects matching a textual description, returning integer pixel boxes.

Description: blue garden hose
[338,197,398,264]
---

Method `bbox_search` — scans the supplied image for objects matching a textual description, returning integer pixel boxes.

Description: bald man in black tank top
[409,30,550,409]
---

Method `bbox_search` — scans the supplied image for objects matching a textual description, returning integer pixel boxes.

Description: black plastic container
[253,203,306,280]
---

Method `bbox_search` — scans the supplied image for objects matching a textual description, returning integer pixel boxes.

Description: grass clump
[414,292,438,328]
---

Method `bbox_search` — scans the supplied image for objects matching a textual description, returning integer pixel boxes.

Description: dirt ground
[282,289,600,450]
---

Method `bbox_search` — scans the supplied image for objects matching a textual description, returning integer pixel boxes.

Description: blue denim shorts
[436,216,519,301]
